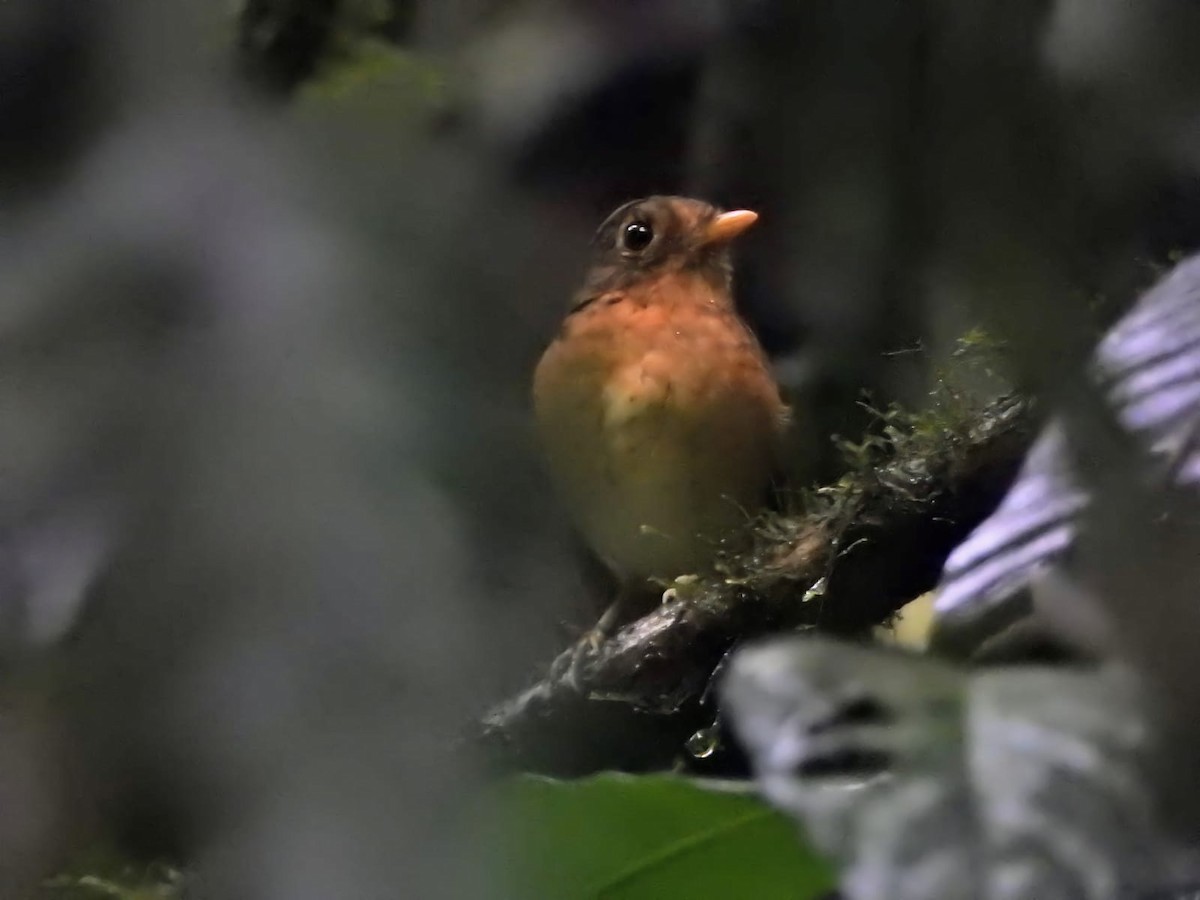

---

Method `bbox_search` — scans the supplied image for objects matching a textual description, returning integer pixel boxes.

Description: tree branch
[478,395,1037,775]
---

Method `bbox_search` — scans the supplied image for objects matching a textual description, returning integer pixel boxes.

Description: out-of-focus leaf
[40,874,181,900]
[299,39,446,107]
[932,421,1084,656]
[483,773,834,900]
[40,848,183,900]
[722,636,1192,900]
[931,252,1200,657]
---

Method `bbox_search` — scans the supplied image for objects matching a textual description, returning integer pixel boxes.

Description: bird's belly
[573,440,753,582]
[538,352,775,582]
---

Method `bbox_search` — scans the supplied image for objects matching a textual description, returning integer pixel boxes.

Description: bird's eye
[621,220,654,253]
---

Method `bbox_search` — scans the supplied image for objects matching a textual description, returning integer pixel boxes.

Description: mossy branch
[477,394,1037,776]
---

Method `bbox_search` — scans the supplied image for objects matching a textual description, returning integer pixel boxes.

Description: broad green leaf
[483,773,834,900]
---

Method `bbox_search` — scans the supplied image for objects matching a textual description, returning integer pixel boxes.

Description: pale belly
[535,341,781,583]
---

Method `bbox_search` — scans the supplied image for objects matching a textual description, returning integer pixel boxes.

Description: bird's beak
[703,209,759,246]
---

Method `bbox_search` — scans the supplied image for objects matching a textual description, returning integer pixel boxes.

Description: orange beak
[703,209,759,245]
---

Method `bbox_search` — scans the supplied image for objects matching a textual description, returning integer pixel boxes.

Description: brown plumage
[533,196,791,647]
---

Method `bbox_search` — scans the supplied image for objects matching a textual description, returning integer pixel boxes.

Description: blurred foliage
[481,773,835,900]
[241,0,442,108]
[299,38,446,106]
[721,637,1182,900]
[302,0,442,101]
[41,849,182,900]
[42,773,834,900]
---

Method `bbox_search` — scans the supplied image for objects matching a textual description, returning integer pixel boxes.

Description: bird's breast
[533,300,785,582]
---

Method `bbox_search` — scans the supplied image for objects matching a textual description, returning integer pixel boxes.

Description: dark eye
[621,220,654,253]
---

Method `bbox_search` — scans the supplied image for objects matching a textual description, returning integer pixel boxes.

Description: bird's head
[576,195,758,307]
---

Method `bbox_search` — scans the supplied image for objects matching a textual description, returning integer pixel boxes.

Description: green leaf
[482,773,835,900]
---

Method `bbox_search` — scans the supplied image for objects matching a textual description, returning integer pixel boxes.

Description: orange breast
[533,278,789,582]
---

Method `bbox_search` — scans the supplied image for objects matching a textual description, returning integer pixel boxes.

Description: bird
[533,195,791,654]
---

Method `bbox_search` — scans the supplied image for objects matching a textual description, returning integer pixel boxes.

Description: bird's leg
[578,593,626,652]
[550,587,633,685]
